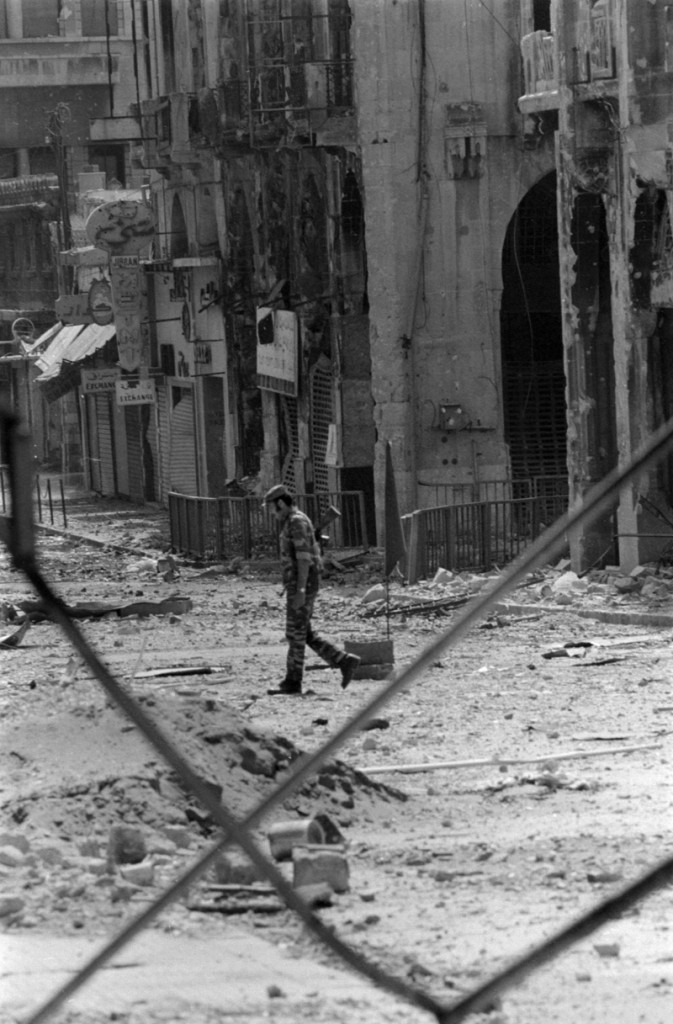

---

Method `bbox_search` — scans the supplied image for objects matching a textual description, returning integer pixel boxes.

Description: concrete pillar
[16,149,30,176]
[6,0,22,38]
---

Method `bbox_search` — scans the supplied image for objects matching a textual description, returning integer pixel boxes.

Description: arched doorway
[501,173,567,506]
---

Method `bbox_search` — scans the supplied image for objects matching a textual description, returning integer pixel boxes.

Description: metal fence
[404,490,569,582]
[168,489,369,560]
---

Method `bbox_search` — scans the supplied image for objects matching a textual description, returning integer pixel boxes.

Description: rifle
[315,504,341,555]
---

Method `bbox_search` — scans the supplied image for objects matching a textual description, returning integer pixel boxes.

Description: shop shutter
[86,394,102,493]
[170,390,197,494]
[125,406,144,502]
[96,395,116,496]
[156,385,171,503]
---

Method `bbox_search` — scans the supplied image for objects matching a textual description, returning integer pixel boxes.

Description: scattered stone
[31,843,64,868]
[0,894,24,917]
[213,851,265,886]
[0,833,30,854]
[294,881,334,907]
[161,826,193,849]
[267,985,285,999]
[78,837,102,858]
[587,870,623,884]
[120,861,155,887]
[594,941,620,958]
[0,846,26,869]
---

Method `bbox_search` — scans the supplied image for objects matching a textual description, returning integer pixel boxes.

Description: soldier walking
[263,485,360,696]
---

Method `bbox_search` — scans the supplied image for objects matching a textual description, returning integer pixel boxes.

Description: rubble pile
[0,683,405,930]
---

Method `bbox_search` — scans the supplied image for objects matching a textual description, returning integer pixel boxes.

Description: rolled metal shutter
[96,394,116,496]
[170,390,197,494]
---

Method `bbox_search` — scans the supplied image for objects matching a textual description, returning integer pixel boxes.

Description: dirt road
[1,500,672,1023]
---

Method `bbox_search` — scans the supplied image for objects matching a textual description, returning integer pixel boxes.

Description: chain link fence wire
[4,405,673,1024]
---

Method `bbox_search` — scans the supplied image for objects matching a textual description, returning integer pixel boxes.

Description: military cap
[263,483,293,505]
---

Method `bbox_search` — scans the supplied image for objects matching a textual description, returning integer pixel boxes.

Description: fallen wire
[362,594,470,617]
[6,407,673,1024]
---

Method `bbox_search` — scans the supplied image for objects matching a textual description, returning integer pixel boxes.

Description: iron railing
[168,489,368,561]
[404,490,569,582]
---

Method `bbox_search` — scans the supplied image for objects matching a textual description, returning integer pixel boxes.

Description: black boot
[267,676,302,696]
[340,653,361,690]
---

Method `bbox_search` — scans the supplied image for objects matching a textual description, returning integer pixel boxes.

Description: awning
[35,323,116,381]
[35,323,117,402]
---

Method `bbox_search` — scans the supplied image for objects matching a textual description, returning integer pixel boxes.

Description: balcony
[519,31,559,113]
[519,2,615,114]
[217,60,355,148]
[139,94,202,172]
[0,40,119,88]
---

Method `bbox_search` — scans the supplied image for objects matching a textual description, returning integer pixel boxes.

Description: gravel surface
[1,497,673,1024]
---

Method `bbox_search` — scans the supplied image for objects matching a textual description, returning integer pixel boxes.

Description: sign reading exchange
[115,379,156,406]
[81,368,120,394]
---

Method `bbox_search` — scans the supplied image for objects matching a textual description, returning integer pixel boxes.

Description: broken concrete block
[361,584,386,604]
[0,845,26,869]
[0,894,25,917]
[120,861,155,887]
[107,825,147,865]
[292,848,349,893]
[613,576,641,593]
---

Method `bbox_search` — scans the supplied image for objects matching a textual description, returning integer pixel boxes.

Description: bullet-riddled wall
[352,0,555,531]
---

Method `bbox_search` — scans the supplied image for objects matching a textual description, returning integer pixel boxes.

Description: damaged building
[3,0,673,573]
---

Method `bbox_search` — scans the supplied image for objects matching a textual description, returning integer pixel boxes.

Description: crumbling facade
[520,0,673,570]
[138,0,375,531]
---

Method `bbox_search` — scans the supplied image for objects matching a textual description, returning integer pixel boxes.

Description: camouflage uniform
[281,507,347,685]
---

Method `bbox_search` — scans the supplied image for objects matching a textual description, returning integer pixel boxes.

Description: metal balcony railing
[520,30,557,96]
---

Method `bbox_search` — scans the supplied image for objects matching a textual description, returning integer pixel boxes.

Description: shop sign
[115,379,156,406]
[85,200,155,255]
[256,308,298,396]
[81,368,120,394]
[194,342,212,365]
[88,278,114,325]
[110,255,140,314]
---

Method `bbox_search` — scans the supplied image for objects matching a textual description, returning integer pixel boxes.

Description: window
[22,0,59,38]
[88,145,125,187]
[533,0,551,32]
[81,0,118,37]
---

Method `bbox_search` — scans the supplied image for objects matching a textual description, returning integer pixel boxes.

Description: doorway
[501,172,567,498]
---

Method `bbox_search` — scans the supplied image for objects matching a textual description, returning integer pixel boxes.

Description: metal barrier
[0,465,68,529]
[168,489,369,560]
[404,491,569,582]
